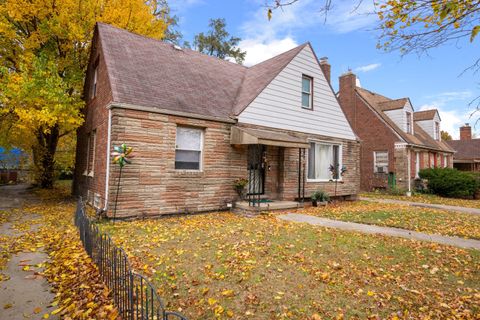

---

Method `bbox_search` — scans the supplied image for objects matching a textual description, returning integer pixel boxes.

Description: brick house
[447,124,480,172]
[338,72,454,192]
[73,23,360,218]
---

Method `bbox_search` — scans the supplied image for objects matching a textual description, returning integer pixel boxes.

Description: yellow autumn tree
[0,0,172,188]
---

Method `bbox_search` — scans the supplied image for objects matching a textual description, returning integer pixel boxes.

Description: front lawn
[299,201,480,240]
[101,212,480,319]
[362,192,480,209]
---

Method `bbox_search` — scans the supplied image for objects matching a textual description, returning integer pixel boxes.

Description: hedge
[419,168,479,198]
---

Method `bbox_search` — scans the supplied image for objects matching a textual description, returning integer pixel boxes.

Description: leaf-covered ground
[297,201,480,240]
[362,192,480,209]
[100,212,480,319]
[0,184,119,319]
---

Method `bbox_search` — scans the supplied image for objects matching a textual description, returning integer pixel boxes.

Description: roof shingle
[96,23,306,121]
[447,139,480,160]
[414,110,438,121]
[356,87,453,153]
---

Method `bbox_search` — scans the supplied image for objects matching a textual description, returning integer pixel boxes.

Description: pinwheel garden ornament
[112,144,134,221]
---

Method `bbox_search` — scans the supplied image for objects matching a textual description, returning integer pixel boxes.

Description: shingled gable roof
[356,87,454,153]
[96,23,307,121]
[447,139,480,160]
[378,98,409,111]
[413,109,439,121]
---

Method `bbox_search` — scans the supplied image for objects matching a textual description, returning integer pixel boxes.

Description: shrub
[419,168,479,198]
[311,190,330,202]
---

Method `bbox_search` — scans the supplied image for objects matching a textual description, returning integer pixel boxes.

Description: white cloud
[240,37,298,66]
[237,0,377,66]
[418,90,475,139]
[170,0,204,13]
[354,63,381,73]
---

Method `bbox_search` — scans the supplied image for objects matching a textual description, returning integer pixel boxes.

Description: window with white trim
[301,75,313,109]
[435,122,440,141]
[85,130,96,176]
[406,112,412,134]
[91,66,98,99]
[175,126,203,170]
[307,142,341,180]
[374,151,388,173]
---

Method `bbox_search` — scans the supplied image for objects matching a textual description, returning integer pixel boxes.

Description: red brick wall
[338,73,399,191]
[73,29,113,208]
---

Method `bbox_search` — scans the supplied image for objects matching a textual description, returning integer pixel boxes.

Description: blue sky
[170,0,480,138]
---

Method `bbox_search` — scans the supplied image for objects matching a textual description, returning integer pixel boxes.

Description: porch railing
[74,199,188,320]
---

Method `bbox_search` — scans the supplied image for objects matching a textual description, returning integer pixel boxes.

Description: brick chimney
[338,71,357,129]
[319,57,331,84]
[460,123,472,140]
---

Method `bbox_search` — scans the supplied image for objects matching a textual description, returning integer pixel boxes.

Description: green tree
[193,18,246,64]
[0,0,174,188]
[441,130,453,141]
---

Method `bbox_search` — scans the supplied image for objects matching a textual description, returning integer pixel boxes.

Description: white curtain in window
[316,144,332,180]
[176,127,201,150]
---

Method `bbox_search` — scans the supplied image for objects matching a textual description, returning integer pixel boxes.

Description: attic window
[435,122,440,141]
[406,112,412,134]
[301,75,313,109]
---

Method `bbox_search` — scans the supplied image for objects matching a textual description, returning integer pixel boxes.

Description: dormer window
[301,75,313,109]
[406,112,412,134]
[435,122,440,141]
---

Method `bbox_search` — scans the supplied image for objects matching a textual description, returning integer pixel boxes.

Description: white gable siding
[237,46,356,140]
[417,112,440,139]
[383,101,414,133]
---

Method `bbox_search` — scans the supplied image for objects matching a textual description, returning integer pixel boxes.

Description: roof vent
[173,44,183,51]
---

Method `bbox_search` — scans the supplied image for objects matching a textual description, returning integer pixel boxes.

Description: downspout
[103,108,112,212]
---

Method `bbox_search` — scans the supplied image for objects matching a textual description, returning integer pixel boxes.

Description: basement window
[175,126,203,170]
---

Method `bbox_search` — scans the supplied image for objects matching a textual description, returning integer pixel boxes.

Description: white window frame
[434,121,440,141]
[175,126,204,171]
[306,140,343,182]
[91,66,98,99]
[406,111,412,134]
[88,130,96,177]
[301,74,313,109]
[373,151,389,174]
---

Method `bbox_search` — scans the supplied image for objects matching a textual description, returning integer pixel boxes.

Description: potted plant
[233,178,248,200]
[311,190,330,207]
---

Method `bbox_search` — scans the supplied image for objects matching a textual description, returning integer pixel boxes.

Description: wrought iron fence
[74,199,188,320]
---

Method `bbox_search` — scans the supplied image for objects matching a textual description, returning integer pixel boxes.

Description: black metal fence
[74,199,188,320]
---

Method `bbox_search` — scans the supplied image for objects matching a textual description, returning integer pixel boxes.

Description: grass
[296,201,480,240]
[362,192,480,209]
[100,212,480,319]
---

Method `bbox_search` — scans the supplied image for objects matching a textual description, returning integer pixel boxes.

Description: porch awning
[230,126,310,148]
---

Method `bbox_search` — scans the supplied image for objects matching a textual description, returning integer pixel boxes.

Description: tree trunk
[32,125,60,188]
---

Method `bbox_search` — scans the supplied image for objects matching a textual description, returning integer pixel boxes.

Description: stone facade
[102,111,360,218]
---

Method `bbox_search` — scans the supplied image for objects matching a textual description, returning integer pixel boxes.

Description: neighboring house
[0,147,27,184]
[447,124,480,172]
[73,23,360,218]
[338,72,454,192]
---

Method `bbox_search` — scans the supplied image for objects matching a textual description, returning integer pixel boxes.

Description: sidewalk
[359,196,480,216]
[0,184,58,319]
[278,213,480,250]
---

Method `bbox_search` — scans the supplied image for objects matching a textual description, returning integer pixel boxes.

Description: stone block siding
[108,108,248,218]
[73,32,112,208]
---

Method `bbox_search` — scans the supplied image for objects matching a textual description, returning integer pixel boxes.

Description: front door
[247,145,265,195]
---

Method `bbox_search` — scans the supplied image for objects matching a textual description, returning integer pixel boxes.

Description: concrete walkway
[278,213,480,250]
[359,196,480,215]
[0,184,58,319]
